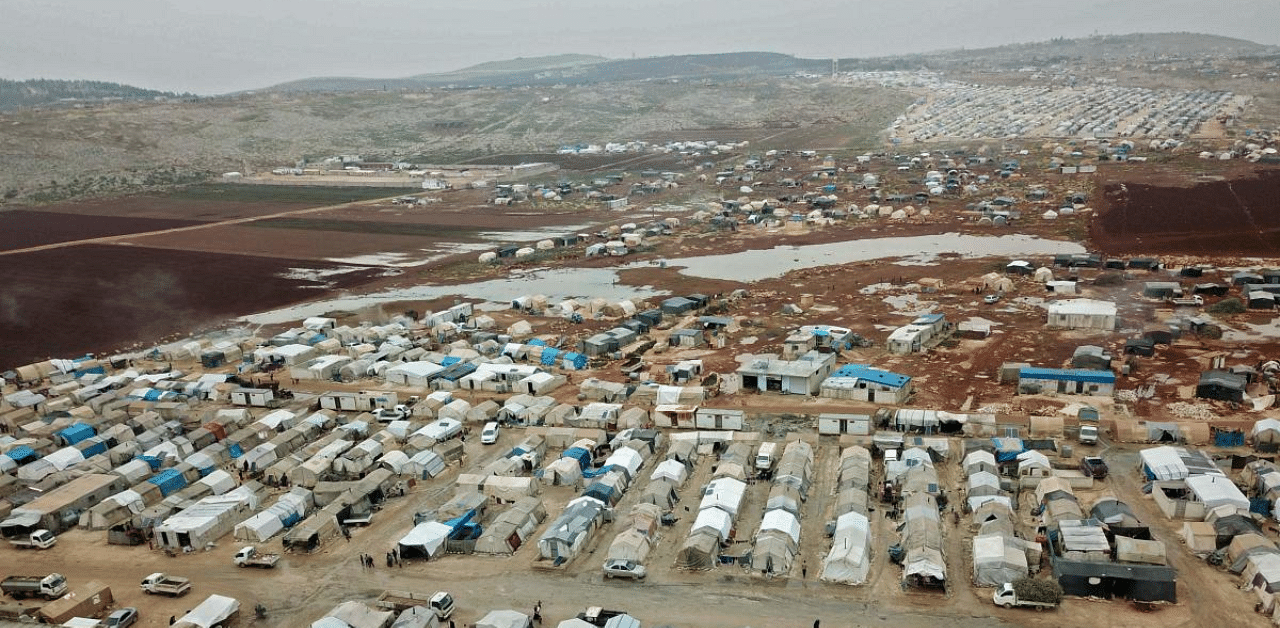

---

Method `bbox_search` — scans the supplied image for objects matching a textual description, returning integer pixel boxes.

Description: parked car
[984,293,1002,304]
[481,421,499,445]
[104,607,139,628]
[1080,456,1109,480]
[602,559,647,580]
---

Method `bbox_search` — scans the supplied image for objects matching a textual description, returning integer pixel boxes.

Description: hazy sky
[4,0,1277,94]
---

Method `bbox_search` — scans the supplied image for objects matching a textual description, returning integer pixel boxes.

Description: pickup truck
[1,573,68,600]
[375,590,454,619]
[1081,456,1109,480]
[1169,295,1204,307]
[577,608,629,627]
[993,582,1060,610]
[233,545,280,569]
[140,573,192,597]
[8,529,56,549]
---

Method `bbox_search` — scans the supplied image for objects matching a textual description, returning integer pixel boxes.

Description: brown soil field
[0,244,381,369]
[0,210,205,251]
[21,185,400,220]
[1091,164,1280,255]
[120,224,458,261]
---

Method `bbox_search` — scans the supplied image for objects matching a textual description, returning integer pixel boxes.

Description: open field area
[1092,167,1280,256]
[0,244,384,366]
[0,211,204,251]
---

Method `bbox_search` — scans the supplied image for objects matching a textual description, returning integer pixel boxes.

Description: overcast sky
[4,0,1277,95]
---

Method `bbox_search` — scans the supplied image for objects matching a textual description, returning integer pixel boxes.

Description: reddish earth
[0,244,381,369]
[1091,165,1280,255]
[17,195,317,221]
[0,210,205,251]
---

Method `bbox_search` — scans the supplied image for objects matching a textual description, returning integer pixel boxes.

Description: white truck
[993,582,1059,610]
[1,573,68,600]
[1169,295,1203,307]
[1079,424,1099,445]
[754,442,778,472]
[8,529,56,550]
[375,590,455,620]
[233,546,280,569]
[140,573,192,597]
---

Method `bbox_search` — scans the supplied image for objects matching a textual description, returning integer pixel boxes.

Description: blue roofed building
[1018,367,1116,396]
[820,364,914,404]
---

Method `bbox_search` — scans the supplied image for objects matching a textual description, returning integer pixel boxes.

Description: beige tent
[677,530,719,569]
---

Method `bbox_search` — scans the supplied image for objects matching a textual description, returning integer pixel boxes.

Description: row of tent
[820,447,873,584]
[751,441,813,575]
[965,449,1033,587]
[678,440,758,569]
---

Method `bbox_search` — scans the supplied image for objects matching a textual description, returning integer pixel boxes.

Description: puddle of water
[326,243,491,268]
[476,223,596,242]
[659,233,1085,282]
[243,268,666,325]
[1222,317,1280,342]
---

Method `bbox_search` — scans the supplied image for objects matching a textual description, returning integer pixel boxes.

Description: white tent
[1140,446,1189,480]
[404,451,446,479]
[691,506,733,541]
[699,477,747,517]
[543,458,583,486]
[649,459,688,486]
[759,509,801,545]
[174,594,240,628]
[477,610,530,628]
[1186,474,1249,511]
[603,447,643,481]
[380,450,411,475]
[199,470,236,495]
[398,521,452,560]
[821,511,871,584]
[234,511,285,542]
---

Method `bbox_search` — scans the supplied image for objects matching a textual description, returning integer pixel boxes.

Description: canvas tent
[398,521,452,560]
[821,511,871,584]
[972,534,1029,586]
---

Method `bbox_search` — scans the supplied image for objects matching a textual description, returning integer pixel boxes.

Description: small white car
[603,559,647,580]
[480,422,499,445]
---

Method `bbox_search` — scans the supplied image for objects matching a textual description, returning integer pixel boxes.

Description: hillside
[262,52,828,93]
[0,78,191,111]
[840,32,1279,71]
[261,33,1276,94]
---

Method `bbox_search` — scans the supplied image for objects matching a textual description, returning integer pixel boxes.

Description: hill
[839,32,1278,71]
[260,33,1276,94]
[262,51,828,93]
[0,78,191,111]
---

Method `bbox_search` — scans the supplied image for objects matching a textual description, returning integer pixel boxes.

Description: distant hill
[258,32,1276,94]
[261,51,828,93]
[0,78,192,111]
[839,32,1279,71]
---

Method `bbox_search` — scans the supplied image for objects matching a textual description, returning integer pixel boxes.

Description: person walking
[801,562,807,579]
[813,620,820,628]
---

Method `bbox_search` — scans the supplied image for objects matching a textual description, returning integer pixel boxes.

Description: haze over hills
[259,32,1277,94]
[1,32,1273,110]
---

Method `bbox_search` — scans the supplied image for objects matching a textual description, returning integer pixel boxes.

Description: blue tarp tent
[136,455,163,471]
[148,468,188,496]
[991,437,1025,462]
[541,348,560,366]
[562,352,588,370]
[5,445,37,464]
[77,437,107,458]
[562,447,592,470]
[57,423,96,446]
